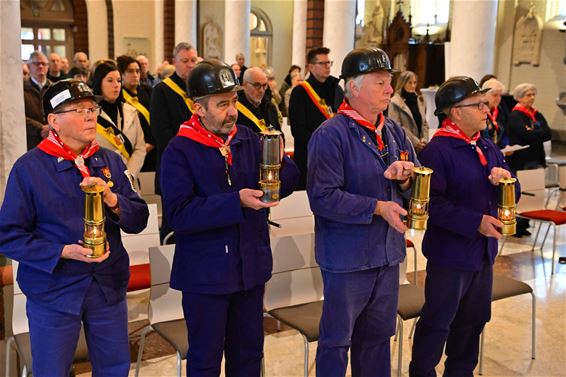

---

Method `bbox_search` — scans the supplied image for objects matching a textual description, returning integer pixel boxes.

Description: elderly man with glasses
[0,79,149,376]
[24,51,52,150]
[289,46,343,189]
[236,66,281,134]
[409,77,520,377]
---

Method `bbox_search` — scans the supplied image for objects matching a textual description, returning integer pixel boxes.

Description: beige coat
[96,102,146,179]
[388,92,429,148]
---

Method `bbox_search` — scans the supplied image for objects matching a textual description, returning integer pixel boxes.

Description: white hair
[482,78,505,94]
[344,75,365,99]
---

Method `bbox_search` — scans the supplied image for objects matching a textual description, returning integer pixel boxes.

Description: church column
[292,0,307,69]
[323,0,356,77]
[224,0,250,64]
[446,0,498,82]
[0,0,26,202]
[175,0,198,47]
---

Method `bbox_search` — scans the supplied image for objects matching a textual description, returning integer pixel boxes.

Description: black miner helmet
[188,59,243,98]
[434,76,489,116]
[340,48,393,80]
[43,79,95,115]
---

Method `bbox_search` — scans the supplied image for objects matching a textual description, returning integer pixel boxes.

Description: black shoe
[523,230,531,236]
[512,232,524,238]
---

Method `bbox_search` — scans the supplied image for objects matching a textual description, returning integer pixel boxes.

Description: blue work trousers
[409,262,493,377]
[27,279,130,377]
[182,284,264,377]
[316,265,399,377]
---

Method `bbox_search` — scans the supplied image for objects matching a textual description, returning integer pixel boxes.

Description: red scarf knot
[487,107,499,131]
[338,100,386,151]
[177,113,237,165]
[433,118,487,166]
[37,129,100,177]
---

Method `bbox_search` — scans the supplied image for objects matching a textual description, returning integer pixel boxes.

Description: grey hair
[243,67,265,83]
[512,83,537,101]
[344,75,365,99]
[482,78,505,94]
[28,51,47,62]
[173,42,195,59]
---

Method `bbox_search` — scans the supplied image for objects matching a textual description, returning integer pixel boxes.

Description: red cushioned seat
[519,209,566,225]
[128,264,151,292]
[406,239,415,248]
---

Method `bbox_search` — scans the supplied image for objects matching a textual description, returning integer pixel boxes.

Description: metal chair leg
[261,355,266,377]
[5,336,14,377]
[302,335,309,377]
[531,292,536,359]
[531,222,542,251]
[548,224,557,276]
[479,330,485,375]
[135,325,153,377]
[397,317,404,377]
[499,237,506,255]
[176,351,182,377]
[413,246,418,285]
[409,318,417,339]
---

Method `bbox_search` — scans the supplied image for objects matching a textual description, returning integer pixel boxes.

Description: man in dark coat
[237,67,281,134]
[24,51,51,150]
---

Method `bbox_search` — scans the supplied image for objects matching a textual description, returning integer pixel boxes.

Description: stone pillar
[224,0,250,64]
[175,0,198,47]
[85,0,109,62]
[447,0,498,82]
[323,0,356,78]
[0,0,27,203]
[292,0,307,68]
[153,0,165,68]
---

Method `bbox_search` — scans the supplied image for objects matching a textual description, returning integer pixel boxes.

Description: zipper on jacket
[225,245,229,254]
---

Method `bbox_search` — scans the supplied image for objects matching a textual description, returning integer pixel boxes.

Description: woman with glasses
[388,71,429,153]
[92,61,147,181]
[117,55,156,172]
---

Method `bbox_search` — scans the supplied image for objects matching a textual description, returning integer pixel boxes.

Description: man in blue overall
[409,77,520,377]
[0,79,149,376]
[160,59,299,377]
[307,48,418,377]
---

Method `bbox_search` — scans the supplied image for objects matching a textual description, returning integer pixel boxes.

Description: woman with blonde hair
[388,70,428,152]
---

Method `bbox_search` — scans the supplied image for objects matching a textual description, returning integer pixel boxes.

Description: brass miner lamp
[259,127,282,203]
[498,177,517,236]
[82,183,106,257]
[407,166,434,230]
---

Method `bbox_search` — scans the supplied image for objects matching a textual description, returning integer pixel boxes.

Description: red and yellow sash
[236,102,268,132]
[300,81,334,119]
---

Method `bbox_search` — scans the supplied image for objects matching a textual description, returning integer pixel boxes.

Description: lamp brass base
[407,216,428,231]
[259,180,281,203]
[501,222,516,236]
[85,240,106,258]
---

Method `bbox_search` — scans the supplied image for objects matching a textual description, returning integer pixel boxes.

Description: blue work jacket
[419,135,520,271]
[160,125,299,294]
[307,114,418,273]
[0,148,149,314]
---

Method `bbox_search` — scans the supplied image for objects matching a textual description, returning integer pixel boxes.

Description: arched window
[250,8,272,68]
[20,0,75,60]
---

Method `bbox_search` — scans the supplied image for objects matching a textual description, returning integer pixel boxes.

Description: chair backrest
[10,260,28,337]
[147,245,184,324]
[137,172,156,196]
[121,203,160,265]
[269,191,312,221]
[516,168,546,212]
[264,209,323,312]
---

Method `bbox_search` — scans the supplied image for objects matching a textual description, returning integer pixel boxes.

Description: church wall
[494,0,565,134]
[86,0,108,63]
[252,0,293,83]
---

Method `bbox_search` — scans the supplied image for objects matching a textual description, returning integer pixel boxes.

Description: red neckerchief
[177,113,237,165]
[487,107,499,131]
[512,104,537,122]
[433,118,487,166]
[338,100,386,151]
[37,129,100,177]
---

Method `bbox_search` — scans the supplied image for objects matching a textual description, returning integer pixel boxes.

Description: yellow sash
[236,102,268,132]
[122,89,150,125]
[301,81,334,119]
[96,123,131,159]
[163,77,195,113]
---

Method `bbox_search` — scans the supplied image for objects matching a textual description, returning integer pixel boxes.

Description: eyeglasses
[246,81,268,90]
[454,101,489,111]
[313,61,333,67]
[31,62,48,67]
[54,106,101,116]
